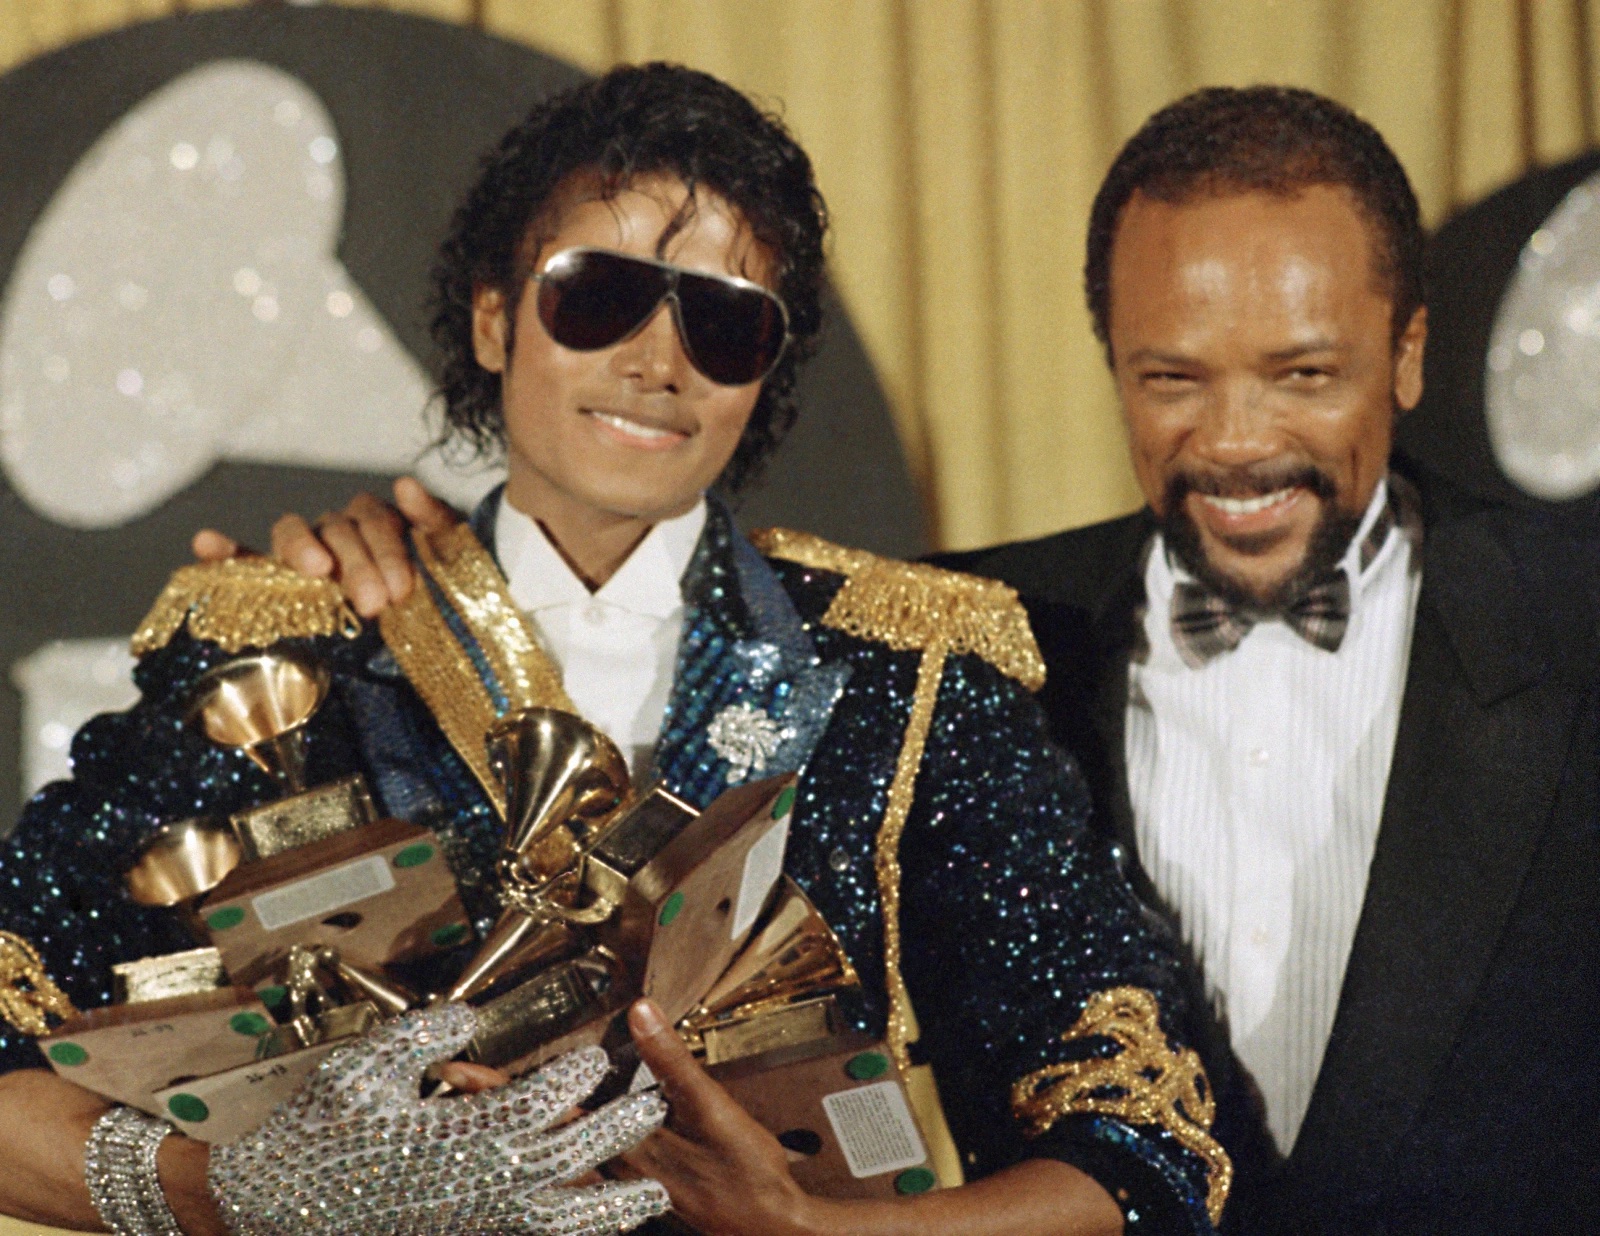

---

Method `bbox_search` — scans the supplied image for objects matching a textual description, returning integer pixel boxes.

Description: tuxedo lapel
[651,501,849,809]
[1286,511,1571,1195]
[1088,564,1146,869]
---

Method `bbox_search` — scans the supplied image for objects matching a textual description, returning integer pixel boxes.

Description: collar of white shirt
[496,495,708,618]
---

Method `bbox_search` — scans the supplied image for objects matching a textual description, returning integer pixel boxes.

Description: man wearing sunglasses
[0,65,1226,1236]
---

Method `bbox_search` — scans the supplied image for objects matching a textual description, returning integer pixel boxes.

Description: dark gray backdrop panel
[0,7,924,829]
[1400,149,1600,525]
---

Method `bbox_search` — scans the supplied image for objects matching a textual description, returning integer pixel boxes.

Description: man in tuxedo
[939,86,1599,1232]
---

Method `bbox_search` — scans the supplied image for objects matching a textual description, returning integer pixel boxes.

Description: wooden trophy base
[200,818,471,980]
[40,986,277,1115]
[709,1030,937,1200]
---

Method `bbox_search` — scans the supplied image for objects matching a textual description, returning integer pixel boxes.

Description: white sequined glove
[208,1003,668,1236]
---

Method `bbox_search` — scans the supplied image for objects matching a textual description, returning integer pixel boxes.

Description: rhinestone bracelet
[83,1106,186,1236]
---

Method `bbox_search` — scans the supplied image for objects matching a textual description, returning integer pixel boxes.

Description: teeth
[591,411,676,442]
[1201,488,1294,516]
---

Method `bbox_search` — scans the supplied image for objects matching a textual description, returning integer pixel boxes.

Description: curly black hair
[1085,86,1424,362]
[430,62,828,492]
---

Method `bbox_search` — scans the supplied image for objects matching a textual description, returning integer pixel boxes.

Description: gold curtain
[1,0,1596,550]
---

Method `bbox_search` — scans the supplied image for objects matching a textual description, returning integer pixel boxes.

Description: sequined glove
[208,1003,669,1236]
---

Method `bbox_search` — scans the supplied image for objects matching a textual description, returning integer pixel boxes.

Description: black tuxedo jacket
[935,466,1600,1233]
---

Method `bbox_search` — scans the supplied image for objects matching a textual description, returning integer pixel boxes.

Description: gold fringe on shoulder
[750,527,1044,691]
[1011,986,1232,1225]
[131,558,360,657]
[0,930,76,1036]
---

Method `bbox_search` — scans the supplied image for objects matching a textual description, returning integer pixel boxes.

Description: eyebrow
[1123,348,1200,368]
[1263,338,1346,362]
[1122,339,1349,367]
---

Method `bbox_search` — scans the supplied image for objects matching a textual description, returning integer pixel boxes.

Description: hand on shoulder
[189,476,460,618]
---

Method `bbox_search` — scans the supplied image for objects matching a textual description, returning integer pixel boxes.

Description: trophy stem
[442,910,572,1004]
[254,734,309,794]
[322,954,417,1016]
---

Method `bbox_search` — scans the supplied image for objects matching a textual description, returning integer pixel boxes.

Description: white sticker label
[250,855,396,931]
[732,817,790,938]
[821,1080,927,1178]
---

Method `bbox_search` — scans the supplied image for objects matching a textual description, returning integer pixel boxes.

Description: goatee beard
[1161,464,1364,613]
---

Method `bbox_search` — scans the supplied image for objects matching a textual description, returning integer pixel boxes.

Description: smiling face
[472,173,774,537]
[1107,184,1426,606]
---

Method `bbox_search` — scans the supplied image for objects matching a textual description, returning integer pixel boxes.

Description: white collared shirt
[1126,480,1422,1154]
[496,497,705,775]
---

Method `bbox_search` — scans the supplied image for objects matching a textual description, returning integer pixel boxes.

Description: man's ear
[472,285,510,374]
[1394,304,1427,414]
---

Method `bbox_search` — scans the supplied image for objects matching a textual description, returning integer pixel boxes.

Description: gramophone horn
[125,816,243,908]
[487,707,630,884]
[186,653,329,793]
[439,709,629,1005]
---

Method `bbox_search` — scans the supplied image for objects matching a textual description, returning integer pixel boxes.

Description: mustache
[1164,463,1337,509]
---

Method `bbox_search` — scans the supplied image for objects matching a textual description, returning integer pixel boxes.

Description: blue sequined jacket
[0,495,1228,1231]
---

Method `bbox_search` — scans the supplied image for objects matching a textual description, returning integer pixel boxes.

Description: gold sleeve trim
[0,931,76,1036]
[131,559,360,656]
[378,524,574,816]
[1011,986,1232,1225]
[750,528,1045,691]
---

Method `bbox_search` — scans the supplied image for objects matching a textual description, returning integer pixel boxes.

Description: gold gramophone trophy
[685,879,939,1200]
[447,706,806,1077]
[441,707,633,1005]
[185,650,473,982]
[124,815,244,941]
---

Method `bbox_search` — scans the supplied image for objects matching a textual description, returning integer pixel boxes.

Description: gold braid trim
[1011,986,1232,1225]
[0,931,76,1036]
[874,644,946,1072]
[378,524,573,817]
[131,558,360,656]
[750,528,1045,691]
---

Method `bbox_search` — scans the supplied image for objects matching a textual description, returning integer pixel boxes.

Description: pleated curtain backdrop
[1,0,1596,551]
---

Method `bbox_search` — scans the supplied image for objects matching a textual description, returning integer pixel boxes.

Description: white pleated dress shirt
[1126,480,1422,1154]
[495,497,704,776]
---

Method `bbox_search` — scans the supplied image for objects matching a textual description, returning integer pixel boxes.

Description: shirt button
[828,846,851,873]
[1249,747,1270,766]
[1251,927,1271,946]
[582,602,607,627]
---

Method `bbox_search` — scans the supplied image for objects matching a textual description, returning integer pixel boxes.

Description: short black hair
[431,62,828,492]
[1085,85,1424,361]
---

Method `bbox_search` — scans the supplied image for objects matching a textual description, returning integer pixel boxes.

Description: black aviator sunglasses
[529,246,792,387]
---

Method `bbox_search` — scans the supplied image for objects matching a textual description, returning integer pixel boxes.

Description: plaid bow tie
[1167,484,1401,669]
[1170,573,1352,667]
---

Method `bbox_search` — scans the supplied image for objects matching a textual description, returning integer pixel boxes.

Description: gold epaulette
[1011,986,1232,1225]
[750,528,1045,691]
[131,558,361,657]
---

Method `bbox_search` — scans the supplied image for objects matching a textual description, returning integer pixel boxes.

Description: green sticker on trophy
[205,906,245,932]
[168,1093,210,1123]
[47,1042,87,1067]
